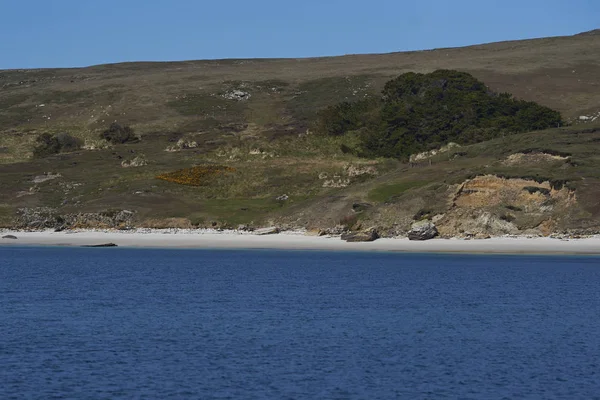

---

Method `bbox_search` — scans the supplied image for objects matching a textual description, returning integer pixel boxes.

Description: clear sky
[1,0,597,69]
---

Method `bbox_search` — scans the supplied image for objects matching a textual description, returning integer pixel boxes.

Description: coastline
[1,229,600,255]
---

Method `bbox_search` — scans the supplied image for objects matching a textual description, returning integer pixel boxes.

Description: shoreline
[2,229,600,255]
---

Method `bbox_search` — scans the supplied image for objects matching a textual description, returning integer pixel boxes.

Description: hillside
[1,31,599,236]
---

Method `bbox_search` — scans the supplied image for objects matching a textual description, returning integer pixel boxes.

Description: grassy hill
[1,30,599,235]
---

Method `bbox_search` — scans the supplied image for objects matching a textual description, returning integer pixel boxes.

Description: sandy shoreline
[1,229,600,254]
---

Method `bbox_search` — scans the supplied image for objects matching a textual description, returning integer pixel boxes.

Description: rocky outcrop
[165,138,198,152]
[436,175,577,237]
[345,163,378,177]
[409,142,461,163]
[82,243,118,247]
[503,152,568,166]
[32,172,62,184]
[222,90,251,101]
[408,221,439,241]
[15,208,136,230]
[341,227,379,242]
[121,156,147,168]
[2,235,17,239]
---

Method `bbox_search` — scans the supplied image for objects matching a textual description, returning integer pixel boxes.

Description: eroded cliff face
[436,175,577,237]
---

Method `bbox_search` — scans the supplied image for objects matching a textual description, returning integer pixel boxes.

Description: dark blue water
[1,248,600,399]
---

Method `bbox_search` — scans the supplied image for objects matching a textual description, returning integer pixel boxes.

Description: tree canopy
[316,70,563,159]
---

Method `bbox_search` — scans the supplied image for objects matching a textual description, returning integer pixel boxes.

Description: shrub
[33,133,60,158]
[55,132,83,152]
[315,70,563,160]
[100,123,137,144]
[33,132,82,158]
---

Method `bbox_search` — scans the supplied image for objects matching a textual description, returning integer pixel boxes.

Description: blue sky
[0,0,597,69]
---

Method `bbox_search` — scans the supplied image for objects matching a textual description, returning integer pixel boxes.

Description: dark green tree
[315,70,562,160]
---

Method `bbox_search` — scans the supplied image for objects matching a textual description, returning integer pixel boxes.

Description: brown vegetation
[156,165,235,186]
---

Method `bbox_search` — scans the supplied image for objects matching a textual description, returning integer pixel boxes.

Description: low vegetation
[33,132,82,158]
[156,165,235,186]
[100,123,138,144]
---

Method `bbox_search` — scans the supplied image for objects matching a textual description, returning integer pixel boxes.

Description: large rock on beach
[2,235,17,239]
[255,227,280,235]
[341,227,379,242]
[408,221,439,241]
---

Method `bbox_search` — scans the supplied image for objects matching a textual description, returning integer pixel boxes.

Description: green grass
[368,181,429,202]
[167,92,247,120]
[190,197,289,226]
[286,75,377,123]
[35,90,96,105]
[0,93,30,109]
[0,204,14,227]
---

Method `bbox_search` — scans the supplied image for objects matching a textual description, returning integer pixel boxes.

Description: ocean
[1,247,600,399]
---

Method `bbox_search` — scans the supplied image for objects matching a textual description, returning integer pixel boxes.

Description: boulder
[408,221,438,241]
[82,243,118,247]
[2,235,17,239]
[341,227,379,242]
[255,227,280,235]
[352,202,373,213]
[222,90,251,101]
[121,156,147,168]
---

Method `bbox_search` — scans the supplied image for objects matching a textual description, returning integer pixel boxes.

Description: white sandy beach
[1,229,600,254]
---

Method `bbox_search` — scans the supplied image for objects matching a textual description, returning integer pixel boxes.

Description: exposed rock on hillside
[436,175,577,237]
[15,208,136,230]
[222,90,251,101]
[409,143,461,164]
[503,152,568,166]
[166,138,199,152]
[121,156,147,168]
[32,172,62,184]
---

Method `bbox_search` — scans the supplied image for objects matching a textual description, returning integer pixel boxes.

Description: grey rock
[2,235,17,239]
[222,90,251,101]
[341,227,379,242]
[255,227,280,235]
[32,172,62,184]
[408,221,438,241]
[82,243,118,247]
[352,202,373,213]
